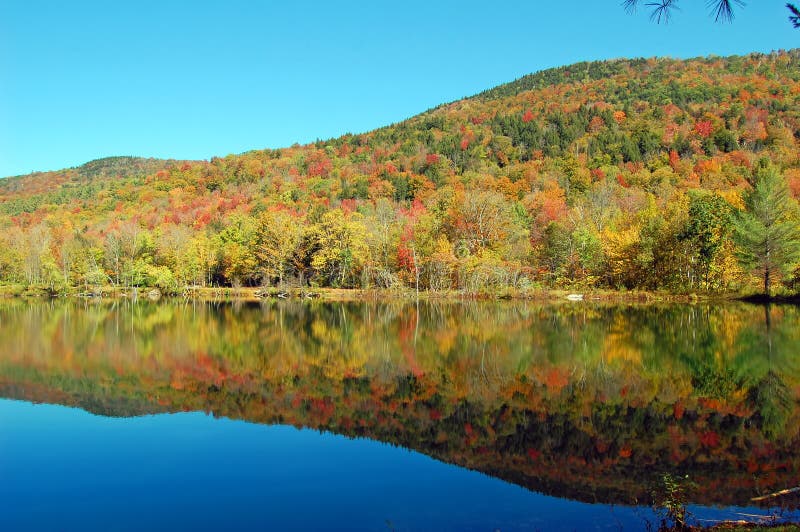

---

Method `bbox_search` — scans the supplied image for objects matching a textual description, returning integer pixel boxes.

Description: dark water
[0,299,799,531]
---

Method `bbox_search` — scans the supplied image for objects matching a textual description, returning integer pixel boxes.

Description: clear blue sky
[1,0,797,177]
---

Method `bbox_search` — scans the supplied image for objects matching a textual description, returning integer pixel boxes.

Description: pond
[0,299,799,530]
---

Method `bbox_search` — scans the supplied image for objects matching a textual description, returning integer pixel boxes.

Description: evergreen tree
[733,166,800,295]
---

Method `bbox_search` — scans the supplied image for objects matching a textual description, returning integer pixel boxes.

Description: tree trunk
[412,246,419,298]
[764,265,771,296]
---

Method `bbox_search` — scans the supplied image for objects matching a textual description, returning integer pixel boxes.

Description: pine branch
[788,3,800,28]
[622,0,639,14]
[622,0,749,25]
[708,0,746,23]
[647,0,679,23]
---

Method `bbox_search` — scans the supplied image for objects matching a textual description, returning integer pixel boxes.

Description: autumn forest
[3,51,800,297]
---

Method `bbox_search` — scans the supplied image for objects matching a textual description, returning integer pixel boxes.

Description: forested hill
[0,156,190,211]
[2,51,800,294]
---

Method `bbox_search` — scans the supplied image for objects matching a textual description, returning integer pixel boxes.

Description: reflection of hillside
[0,300,799,507]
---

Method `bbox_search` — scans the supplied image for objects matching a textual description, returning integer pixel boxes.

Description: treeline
[1,52,800,295]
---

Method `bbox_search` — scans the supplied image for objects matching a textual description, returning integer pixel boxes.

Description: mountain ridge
[8,51,790,181]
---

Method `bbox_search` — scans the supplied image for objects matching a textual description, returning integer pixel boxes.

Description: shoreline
[1,284,797,304]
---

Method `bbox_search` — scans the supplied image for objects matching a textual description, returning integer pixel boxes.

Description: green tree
[733,167,800,295]
[680,191,734,290]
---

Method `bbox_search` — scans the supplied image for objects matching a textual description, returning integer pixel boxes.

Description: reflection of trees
[733,304,800,436]
[0,300,799,506]
[749,370,792,437]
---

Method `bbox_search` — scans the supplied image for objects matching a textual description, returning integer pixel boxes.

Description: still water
[0,299,798,530]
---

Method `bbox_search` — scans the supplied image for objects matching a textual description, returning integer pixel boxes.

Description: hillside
[0,156,192,217]
[1,51,800,294]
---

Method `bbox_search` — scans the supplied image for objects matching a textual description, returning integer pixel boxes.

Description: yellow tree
[215,215,259,286]
[256,210,304,287]
[310,210,369,287]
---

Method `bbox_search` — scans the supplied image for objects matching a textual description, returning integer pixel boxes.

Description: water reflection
[0,299,798,509]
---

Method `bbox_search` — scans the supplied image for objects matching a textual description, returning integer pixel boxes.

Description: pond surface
[0,299,799,530]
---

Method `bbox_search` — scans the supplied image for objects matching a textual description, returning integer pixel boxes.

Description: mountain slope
[1,51,800,293]
[0,156,193,217]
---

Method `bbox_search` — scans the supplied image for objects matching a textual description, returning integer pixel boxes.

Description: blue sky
[1,1,797,177]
